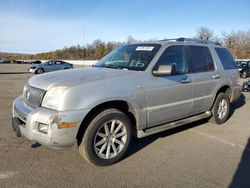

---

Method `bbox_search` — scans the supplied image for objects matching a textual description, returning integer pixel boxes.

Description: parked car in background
[0,60,11,64]
[13,38,241,166]
[28,60,73,74]
[236,60,250,78]
[31,60,42,64]
[242,79,250,92]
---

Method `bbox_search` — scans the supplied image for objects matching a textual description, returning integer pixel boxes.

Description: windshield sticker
[136,46,154,51]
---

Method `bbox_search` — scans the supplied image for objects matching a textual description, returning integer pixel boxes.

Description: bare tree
[196,27,214,40]
[126,35,138,44]
[222,30,250,58]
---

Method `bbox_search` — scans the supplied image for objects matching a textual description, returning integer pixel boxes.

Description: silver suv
[12,38,241,166]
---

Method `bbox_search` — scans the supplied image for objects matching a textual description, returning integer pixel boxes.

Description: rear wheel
[210,93,230,125]
[78,108,132,166]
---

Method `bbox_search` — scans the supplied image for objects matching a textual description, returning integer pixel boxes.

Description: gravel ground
[0,64,250,188]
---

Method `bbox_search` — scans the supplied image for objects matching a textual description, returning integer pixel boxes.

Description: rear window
[189,46,215,73]
[215,48,237,70]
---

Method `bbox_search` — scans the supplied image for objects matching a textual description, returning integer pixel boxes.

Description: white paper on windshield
[135,46,154,51]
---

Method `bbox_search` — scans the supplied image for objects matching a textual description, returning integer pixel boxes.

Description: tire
[242,71,247,78]
[78,108,132,166]
[210,93,230,125]
[36,68,44,74]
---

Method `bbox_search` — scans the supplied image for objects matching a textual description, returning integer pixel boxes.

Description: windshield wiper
[101,64,122,69]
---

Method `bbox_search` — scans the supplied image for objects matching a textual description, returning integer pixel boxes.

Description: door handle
[181,78,192,84]
[212,74,220,79]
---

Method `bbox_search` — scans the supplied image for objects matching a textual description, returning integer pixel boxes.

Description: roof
[133,38,222,47]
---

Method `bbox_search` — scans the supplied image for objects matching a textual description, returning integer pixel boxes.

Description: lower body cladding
[12,97,88,149]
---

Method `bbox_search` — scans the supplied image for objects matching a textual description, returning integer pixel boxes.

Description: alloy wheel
[94,119,127,159]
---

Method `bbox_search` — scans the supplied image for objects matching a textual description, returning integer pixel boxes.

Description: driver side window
[155,45,188,74]
[46,61,53,65]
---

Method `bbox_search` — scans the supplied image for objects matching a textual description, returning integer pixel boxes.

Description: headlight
[238,68,242,71]
[41,86,68,110]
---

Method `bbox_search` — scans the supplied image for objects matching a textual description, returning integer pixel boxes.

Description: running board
[137,111,211,138]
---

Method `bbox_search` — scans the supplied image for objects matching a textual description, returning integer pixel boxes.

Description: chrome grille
[23,84,46,108]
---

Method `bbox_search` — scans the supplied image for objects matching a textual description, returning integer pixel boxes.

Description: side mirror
[152,64,176,77]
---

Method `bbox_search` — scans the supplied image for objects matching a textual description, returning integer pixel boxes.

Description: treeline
[1,40,123,61]
[1,28,250,60]
[35,40,122,60]
[196,27,250,59]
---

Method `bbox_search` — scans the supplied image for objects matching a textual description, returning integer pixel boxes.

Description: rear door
[54,61,64,70]
[188,45,219,115]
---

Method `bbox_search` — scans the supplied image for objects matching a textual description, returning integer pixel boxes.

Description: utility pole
[82,26,85,61]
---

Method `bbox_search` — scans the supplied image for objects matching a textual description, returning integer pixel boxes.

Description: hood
[28,67,138,90]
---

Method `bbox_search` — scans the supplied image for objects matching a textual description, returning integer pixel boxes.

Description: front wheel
[210,93,230,125]
[78,108,132,166]
[35,68,44,74]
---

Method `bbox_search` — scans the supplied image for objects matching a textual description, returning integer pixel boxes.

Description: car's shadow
[125,93,246,159]
[229,137,250,188]
[228,93,246,119]
[125,119,208,159]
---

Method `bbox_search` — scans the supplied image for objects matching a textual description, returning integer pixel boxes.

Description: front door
[146,45,193,128]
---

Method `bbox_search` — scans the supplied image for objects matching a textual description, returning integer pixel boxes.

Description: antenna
[82,26,85,61]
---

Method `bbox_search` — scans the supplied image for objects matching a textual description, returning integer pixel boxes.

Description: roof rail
[160,38,221,45]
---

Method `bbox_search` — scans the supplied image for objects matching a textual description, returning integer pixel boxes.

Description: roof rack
[160,38,221,45]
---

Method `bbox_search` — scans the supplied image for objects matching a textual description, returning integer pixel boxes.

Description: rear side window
[55,61,64,65]
[189,46,215,73]
[215,48,237,70]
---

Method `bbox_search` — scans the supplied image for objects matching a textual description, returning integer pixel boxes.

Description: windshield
[95,44,161,71]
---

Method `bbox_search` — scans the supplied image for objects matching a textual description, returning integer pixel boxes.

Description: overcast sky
[0,0,249,54]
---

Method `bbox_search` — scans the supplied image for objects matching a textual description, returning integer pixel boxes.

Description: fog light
[38,123,48,134]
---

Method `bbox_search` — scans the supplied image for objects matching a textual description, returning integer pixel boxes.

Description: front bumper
[28,68,36,73]
[12,96,89,149]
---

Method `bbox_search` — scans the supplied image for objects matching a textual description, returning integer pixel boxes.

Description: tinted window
[55,61,64,65]
[189,46,214,73]
[155,45,188,74]
[215,48,237,70]
[45,61,53,65]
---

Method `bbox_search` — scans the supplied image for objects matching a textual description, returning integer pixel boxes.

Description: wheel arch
[35,67,44,74]
[211,85,231,110]
[76,100,138,145]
